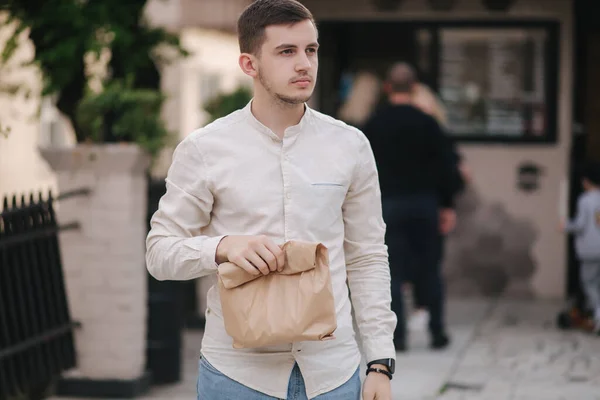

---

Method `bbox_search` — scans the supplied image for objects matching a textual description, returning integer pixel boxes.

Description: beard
[258,70,312,106]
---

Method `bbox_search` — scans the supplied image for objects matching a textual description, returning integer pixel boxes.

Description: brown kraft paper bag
[217,240,337,349]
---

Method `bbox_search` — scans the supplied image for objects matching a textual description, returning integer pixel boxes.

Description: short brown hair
[237,0,315,55]
[387,62,417,93]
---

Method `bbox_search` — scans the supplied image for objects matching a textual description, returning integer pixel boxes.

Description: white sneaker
[408,309,429,332]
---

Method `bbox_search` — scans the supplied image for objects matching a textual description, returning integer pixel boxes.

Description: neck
[388,93,413,105]
[251,86,306,138]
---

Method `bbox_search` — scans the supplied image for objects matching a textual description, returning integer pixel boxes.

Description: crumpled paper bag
[218,240,337,349]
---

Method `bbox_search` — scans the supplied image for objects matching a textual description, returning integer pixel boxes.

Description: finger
[233,257,260,276]
[255,244,278,272]
[263,240,285,271]
[246,252,270,275]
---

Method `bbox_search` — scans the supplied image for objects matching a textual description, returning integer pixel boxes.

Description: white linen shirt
[146,101,397,399]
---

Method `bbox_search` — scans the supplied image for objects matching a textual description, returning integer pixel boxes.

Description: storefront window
[438,27,553,140]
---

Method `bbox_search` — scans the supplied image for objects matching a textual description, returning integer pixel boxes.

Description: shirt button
[286,193,291,200]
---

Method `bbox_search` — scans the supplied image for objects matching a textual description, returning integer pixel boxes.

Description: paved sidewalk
[387,298,494,400]
[49,298,600,400]
[437,300,600,400]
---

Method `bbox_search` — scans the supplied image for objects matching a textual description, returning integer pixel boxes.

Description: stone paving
[49,298,600,400]
[437,300,600,400]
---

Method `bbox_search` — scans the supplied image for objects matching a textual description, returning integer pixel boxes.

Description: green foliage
[204,86,253,124]
[2,1,99,101]
[76,79,171,158]
[0,0,187,155]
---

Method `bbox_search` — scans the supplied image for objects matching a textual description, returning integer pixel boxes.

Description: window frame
[427,20,560,144]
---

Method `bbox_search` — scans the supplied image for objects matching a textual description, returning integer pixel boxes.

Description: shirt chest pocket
[299,183,348,227]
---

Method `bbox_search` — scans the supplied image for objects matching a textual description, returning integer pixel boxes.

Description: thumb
[277,250,286,272]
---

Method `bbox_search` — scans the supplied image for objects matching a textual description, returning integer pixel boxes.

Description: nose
[295,53,312,72]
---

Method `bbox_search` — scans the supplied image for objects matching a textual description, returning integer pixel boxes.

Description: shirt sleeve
[145,136,226,281]
[565,196,588,234]
[430,120,463,209]
[343,131,397,364]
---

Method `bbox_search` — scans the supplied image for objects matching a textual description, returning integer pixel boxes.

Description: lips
[292,78,311,84]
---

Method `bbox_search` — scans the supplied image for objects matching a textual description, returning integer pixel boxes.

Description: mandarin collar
[243,100,312,142]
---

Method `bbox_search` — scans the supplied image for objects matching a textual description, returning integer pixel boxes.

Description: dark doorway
[568,0,600,299]
[317,21,421,118]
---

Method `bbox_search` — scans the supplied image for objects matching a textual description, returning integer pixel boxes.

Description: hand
[362,368,392,400]
[439,208,457,235]
[458,161,472,183]
[216,235,285,276]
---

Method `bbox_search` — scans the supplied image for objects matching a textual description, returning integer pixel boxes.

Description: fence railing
[0,191,80,400]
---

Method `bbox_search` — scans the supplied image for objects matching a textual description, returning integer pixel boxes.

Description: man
[407,83,468,333]
[146,1,396,399]
[363,62,462,352]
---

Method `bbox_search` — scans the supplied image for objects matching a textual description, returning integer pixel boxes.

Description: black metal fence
[0,192,79,400]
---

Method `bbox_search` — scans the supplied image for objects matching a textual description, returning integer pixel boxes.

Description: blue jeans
[197,356,361,400]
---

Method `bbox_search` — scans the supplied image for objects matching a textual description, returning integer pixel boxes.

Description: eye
[306,48,318,55]
[281,49,294,55]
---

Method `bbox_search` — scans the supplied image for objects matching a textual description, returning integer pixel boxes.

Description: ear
[383,82,392,95]
[239,53,258,78]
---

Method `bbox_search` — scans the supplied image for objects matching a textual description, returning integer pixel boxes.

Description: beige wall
[176,28,251,139]
[303,0,573,299]
[154,27,251,176]
[0,12,57,197]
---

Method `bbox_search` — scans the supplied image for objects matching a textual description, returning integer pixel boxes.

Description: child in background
[561,162,600,335]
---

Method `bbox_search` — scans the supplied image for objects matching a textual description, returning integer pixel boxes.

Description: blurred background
[1,0,600,399]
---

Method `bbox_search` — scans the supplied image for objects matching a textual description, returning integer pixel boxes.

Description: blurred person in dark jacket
[407,82,470,333]
[363,62,463,351]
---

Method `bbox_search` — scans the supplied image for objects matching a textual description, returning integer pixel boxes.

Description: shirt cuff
[363,338,396,365]
[188,234,228,275]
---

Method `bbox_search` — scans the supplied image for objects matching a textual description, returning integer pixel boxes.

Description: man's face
[255,19,319,105]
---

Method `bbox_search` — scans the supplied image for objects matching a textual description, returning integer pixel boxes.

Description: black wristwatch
[366,358,395,380]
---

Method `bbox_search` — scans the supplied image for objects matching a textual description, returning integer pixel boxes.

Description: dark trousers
[413,235,445,309]
[382,194,445,342]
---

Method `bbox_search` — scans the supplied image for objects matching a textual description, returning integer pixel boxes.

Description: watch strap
[366,367,393,380]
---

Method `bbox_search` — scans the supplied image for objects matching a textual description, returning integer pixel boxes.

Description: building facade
[3,0,597,300]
